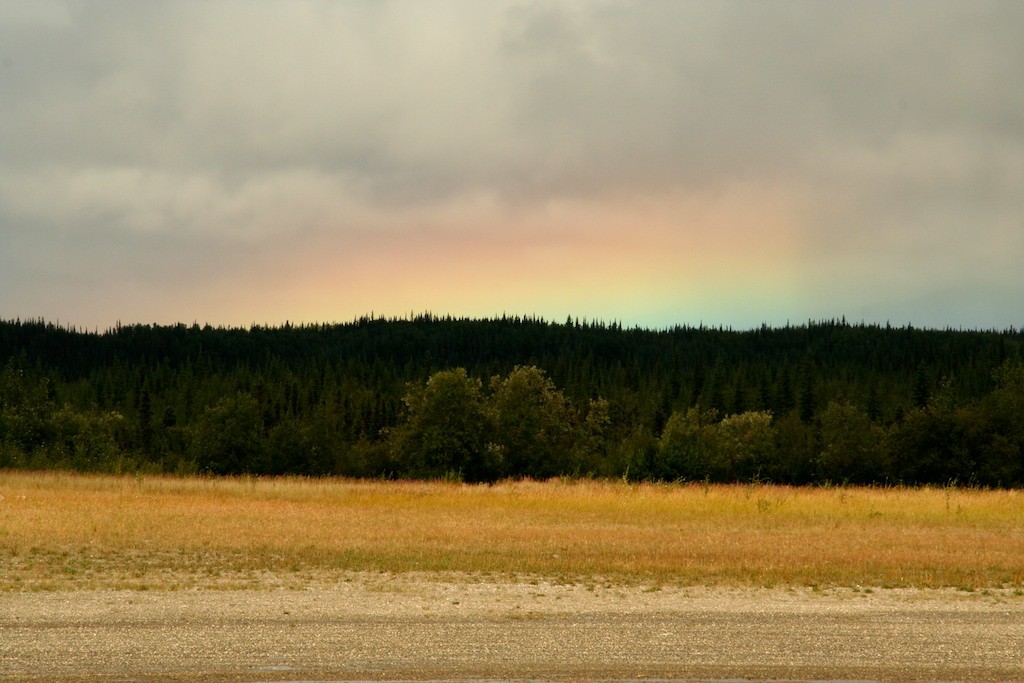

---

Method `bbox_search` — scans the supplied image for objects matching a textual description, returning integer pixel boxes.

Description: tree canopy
[1,315,1022,485]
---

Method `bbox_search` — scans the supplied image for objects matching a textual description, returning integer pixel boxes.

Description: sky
[2,0,1023,331]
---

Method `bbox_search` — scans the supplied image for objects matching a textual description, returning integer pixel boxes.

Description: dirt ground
[1,575,1022,682]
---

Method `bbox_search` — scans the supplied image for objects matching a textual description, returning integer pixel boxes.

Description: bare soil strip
[2,577,1022,682]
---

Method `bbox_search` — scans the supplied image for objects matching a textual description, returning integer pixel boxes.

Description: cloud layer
[2,0,1022,329]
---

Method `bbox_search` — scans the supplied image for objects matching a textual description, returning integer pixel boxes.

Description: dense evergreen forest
[2,315,1023,486]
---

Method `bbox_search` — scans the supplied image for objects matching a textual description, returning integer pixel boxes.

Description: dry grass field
[1,471,1022,591]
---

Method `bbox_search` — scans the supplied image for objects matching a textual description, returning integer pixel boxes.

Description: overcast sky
[2,0,1022,331]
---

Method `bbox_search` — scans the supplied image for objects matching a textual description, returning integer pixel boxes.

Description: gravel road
[1,576,1022,682]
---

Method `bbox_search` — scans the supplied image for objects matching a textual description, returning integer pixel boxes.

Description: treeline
[1,315,1022,485]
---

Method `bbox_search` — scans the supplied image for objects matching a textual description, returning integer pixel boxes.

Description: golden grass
[1,471,1022,590]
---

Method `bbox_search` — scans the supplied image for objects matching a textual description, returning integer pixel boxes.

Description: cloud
[0,0,73,29]
[1,0,1023,328]
[6,1,1021,201]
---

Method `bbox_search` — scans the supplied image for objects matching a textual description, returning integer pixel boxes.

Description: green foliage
[971,362,1024,484]
[45,405,127,471]
[388,368,495,482]
[655,407,719,481]
[2,317,1023,486]
[0,359,130,471]
[190,393,263,474]
[572,397,612,475]
[0,362,54,454]
[888,406,965,484]
[716,410,776,481]
[769,412,816,483]
[387,365,578,482]
[489,365,575,478]
[817,401,888,484]
[654,409,778,483]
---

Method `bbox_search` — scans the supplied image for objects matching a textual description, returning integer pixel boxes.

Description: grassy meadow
[1,471,1022,591]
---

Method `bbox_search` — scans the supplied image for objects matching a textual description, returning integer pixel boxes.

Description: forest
[1,315,1022,486]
